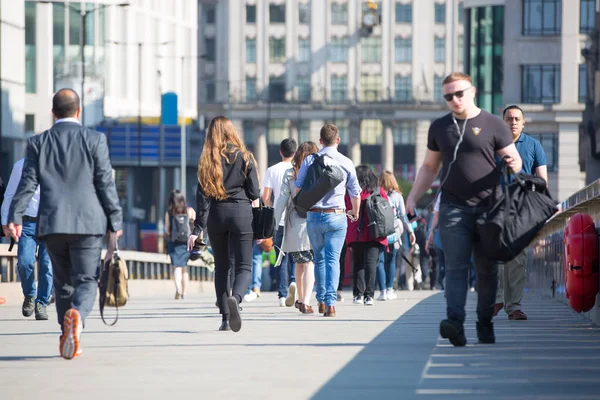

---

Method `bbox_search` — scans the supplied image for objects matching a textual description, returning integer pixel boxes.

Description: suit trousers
[43,234,103,330]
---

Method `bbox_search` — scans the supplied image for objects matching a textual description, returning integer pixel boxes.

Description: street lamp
[37,1,130,126]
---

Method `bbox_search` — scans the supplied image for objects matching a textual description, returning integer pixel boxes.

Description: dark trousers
[275,227,295,298]
[207,202,253,317]
[351,242,383,298]
[338,242,347,291]
[43,234,103,329]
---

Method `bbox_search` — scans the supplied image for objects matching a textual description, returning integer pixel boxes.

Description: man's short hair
[442,72,473,86]
[320,124,339,146]
[52,89,80,119]
[280,138,297,158]
[502,104,524,118]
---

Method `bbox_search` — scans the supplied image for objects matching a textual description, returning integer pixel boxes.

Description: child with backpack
[165,190,196,300]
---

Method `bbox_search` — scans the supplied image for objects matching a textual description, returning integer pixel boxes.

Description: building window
[25,114,35,134]
[361,36,382,63]
[269,4,286,24]
[298,38,310,62]
[360,119,383,145]
[25,2,36,93]
[331,3,348,25]
[394,75,412,102]
[458,2,464,24]
[581,0,595,34]
[269,75,286,102]
[434,75,444,103]
[205,38,216,61]
[298,121,311,143]
[297,76,311,102]
[522,0,561,36]
[434,37,445,63]
[205,81,216,103]
[69,3,81,46]
[579,64,587,103]
[331,75,347,102]
[395,3,412,23]
[246,4,256,23]
[269,37,286,62]
[299,3,310,24]
[457,35,464,64]
[528,133,558,172]
[246,38,256,63]
[53,4,65,89]
[243,121,255,145]
[246,77,257,101]
[435,3,446,24]
[203,4,216,24]
[393,121,416,145]
[395,37,412,63]
[521,64,560,104]
[268,119,287,144]
[329,37,348,63]
[361,74,382,102]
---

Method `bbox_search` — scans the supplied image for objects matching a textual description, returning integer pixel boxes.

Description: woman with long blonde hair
[188,116,260,332]
[274,141,319,313]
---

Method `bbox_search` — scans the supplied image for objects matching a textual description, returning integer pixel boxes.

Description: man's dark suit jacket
[8,121,123,237]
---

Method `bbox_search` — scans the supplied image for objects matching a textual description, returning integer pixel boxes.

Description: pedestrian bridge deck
[1,290,599,400]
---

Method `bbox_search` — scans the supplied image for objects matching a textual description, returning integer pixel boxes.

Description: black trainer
[22,297,35,317]
[219,320,231,331]
[227,296,242,333]
[439,319,467,347]
[35,303,49,320]
[476,320,495,344]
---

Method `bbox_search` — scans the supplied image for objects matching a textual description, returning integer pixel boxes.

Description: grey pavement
[0,289,599,400]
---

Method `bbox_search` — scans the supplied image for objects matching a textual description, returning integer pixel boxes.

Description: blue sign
[161,92,178,125]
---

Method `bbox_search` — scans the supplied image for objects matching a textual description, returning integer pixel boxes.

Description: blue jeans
[439,203,497,324]
[306,212,347,306]
[247,243,263,293]
[275,227,296,298]
[377,247,398,290]
[17,220,53,306]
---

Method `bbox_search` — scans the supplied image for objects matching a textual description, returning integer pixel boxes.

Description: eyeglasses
[443,87,472,102]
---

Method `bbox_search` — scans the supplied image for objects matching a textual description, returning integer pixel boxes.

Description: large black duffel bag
[293,153,344,218]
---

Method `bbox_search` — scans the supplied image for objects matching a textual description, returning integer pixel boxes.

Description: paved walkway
[0,289,599,399]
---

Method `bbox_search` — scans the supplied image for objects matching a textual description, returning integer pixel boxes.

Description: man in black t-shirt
[406,72,522,347]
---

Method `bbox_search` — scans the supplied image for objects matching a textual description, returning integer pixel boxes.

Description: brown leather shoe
[302,304,314,314]
[324,306,336,317]
[508,310,528,320]
[318,302,325,314]
[493,303,504,317]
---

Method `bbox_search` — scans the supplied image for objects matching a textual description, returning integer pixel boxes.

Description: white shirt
[263,160,293,226]
[55,117,81,125]
[1,158,40,225]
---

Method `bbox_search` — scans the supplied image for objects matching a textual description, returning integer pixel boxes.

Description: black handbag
[252,199,276,239]
[475,159,558,262]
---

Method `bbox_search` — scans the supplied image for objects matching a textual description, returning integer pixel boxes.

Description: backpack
[476,160,558,262]
[293,153,345,218]
[171,213,190,243]
[99,241,129,326]
[360,187,396,239]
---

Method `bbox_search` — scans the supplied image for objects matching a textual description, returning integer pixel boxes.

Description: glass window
[579,64,587,103]
[246,77,257,101]
[528,133,558,171]
[269,4,286,23]
[581,0,595,34]
[395,3,412,23]
[53,4,65,45]
[98,7,105,47]
[395,37,412,63]
[434,37,445,63]
[522,0,561,36]
[84,4,94,46]
[329,37,348,63]
[457,34,464,64]
[298,121,311,143]
[458,2,464,24]
[521,64,561,104]
[203,4,216,24]
[268,119,287,144]
[243,120,255,144]
[330,75,347,102]
[394,75,412,102]
[205,38,216,61]
[393,121,416,145]
[297,76,311,102]
[434,75,444,103]
[69,3,81,46]
[360,119,383,145]
[435,3,446,24]
[246,4,256,23]
[205,81,216,102]
[269,37,286,62]
[25,2,36,93]
[298,38,310,62]
[361,36,382,63]
[331,3,348,25]
[361,74,382,102]
[25,114,35,133]
[269,75,286,102]
[299,3,310,24]
[246,38,256,63]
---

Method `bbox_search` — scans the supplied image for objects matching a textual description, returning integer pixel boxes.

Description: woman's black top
[193,149,260,235]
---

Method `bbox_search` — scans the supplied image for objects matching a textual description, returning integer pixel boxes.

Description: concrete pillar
[289,120,299,143]
[415,120,430,170]
[381,122,394,172]
[557,122,584,202]
[254,122,268,181]
[349,119,361,165]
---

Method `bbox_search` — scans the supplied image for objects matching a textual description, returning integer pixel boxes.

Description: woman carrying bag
[188,116,260,333]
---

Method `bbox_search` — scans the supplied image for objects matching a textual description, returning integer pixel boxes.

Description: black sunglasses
[443,87,472,102]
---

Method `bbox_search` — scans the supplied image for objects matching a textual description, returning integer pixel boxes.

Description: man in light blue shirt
[2,158,52,320]
[295,124,361,316]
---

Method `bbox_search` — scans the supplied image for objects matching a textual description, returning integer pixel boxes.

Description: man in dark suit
[7,88,123,360]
